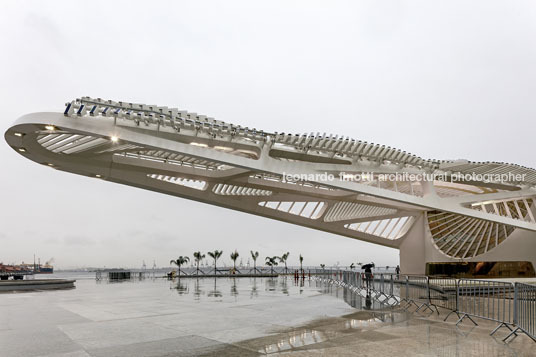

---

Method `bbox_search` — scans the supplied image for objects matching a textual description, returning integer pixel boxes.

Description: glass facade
[426,261,535,278]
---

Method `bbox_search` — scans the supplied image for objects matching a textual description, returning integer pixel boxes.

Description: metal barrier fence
[312,269,400,306]
[372,273,398,305]
[505,283,536,342]
[401,276,435,313]
[456,279,515,336]
[313,269,535,343]
[428,277,458,313]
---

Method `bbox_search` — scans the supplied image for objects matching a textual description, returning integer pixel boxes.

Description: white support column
[399,214,426,275]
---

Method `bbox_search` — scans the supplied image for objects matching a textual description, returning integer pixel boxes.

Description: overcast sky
[1,1,535,269]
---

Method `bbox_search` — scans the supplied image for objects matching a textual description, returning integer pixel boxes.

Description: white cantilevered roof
[62,97,536,187]
[5,97,536,256]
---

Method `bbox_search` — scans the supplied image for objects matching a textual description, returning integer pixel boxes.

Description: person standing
[361,263,375,290]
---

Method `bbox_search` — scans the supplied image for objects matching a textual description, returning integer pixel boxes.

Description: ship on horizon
[18,257,54,274]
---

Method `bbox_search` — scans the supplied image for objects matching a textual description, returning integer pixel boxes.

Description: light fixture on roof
[18,148,26,152]
[14,132,23,137]
[45,125,56,131]
[214,146,233,152]
[190,142,208,148]
[110,136,119,143]
[95,174,102,178]
[47,163,54,167]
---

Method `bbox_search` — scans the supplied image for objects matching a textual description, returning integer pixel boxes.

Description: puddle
[344,317,383,329]
[259,329,326,354]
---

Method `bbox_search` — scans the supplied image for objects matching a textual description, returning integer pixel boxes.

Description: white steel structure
[5,97,536,275]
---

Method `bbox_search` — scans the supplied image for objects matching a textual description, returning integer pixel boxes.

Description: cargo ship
[19,257,54,274]
[38,262,54,274]
[34,258,54,274]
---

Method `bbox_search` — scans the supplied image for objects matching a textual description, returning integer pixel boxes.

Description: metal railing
[455,279,516,337]
[401,276,435,313]
[505,283,536,342]
[313,269,400,306]
[428,277,458,313]
[313,268,535,343]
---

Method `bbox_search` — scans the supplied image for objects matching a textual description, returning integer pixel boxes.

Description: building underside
[5,97,536,277]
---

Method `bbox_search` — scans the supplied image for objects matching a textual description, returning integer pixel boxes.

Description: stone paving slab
[0,277,534,356]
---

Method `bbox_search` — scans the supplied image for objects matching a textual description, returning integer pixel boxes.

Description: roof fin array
[344,216,414,240]
[213,184,272,196]
[427,210,515,258]
[324,202,397,222]
[147,174,207,191]
[258,201,326,219]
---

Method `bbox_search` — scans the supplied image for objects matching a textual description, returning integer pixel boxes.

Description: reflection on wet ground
[163,277,533,356]
[259,330,326,354]
[223,308,534,356]
[0,275,533,356]
[204,279,533,356]
[167,276,300,301]
[0,275,356,357]
[344,316,383,330]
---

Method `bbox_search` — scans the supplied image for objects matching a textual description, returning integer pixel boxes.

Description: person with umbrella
[361,262,375,290]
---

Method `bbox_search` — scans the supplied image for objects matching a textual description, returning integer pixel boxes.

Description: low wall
[0,279,75,291]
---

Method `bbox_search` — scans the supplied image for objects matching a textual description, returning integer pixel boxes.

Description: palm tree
[170,256,190,277]
[230,250,239,273]
[278,252,290,274]
[350,263,355,270]
[265,256,278,275]
[250,251,259,274]
[193,251,205,275]
[299,254,304,273]
[207,250,223,275]
[320,264,325,270]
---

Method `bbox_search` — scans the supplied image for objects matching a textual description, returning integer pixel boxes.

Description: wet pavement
[224,309,534,356]
[0,275,533,356]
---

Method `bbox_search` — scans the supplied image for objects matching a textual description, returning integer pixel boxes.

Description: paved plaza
[0,276,533,356]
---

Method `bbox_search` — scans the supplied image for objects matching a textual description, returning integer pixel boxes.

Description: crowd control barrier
[504,282,536,342]
[455,279,516,336]
[312,268,535,343]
